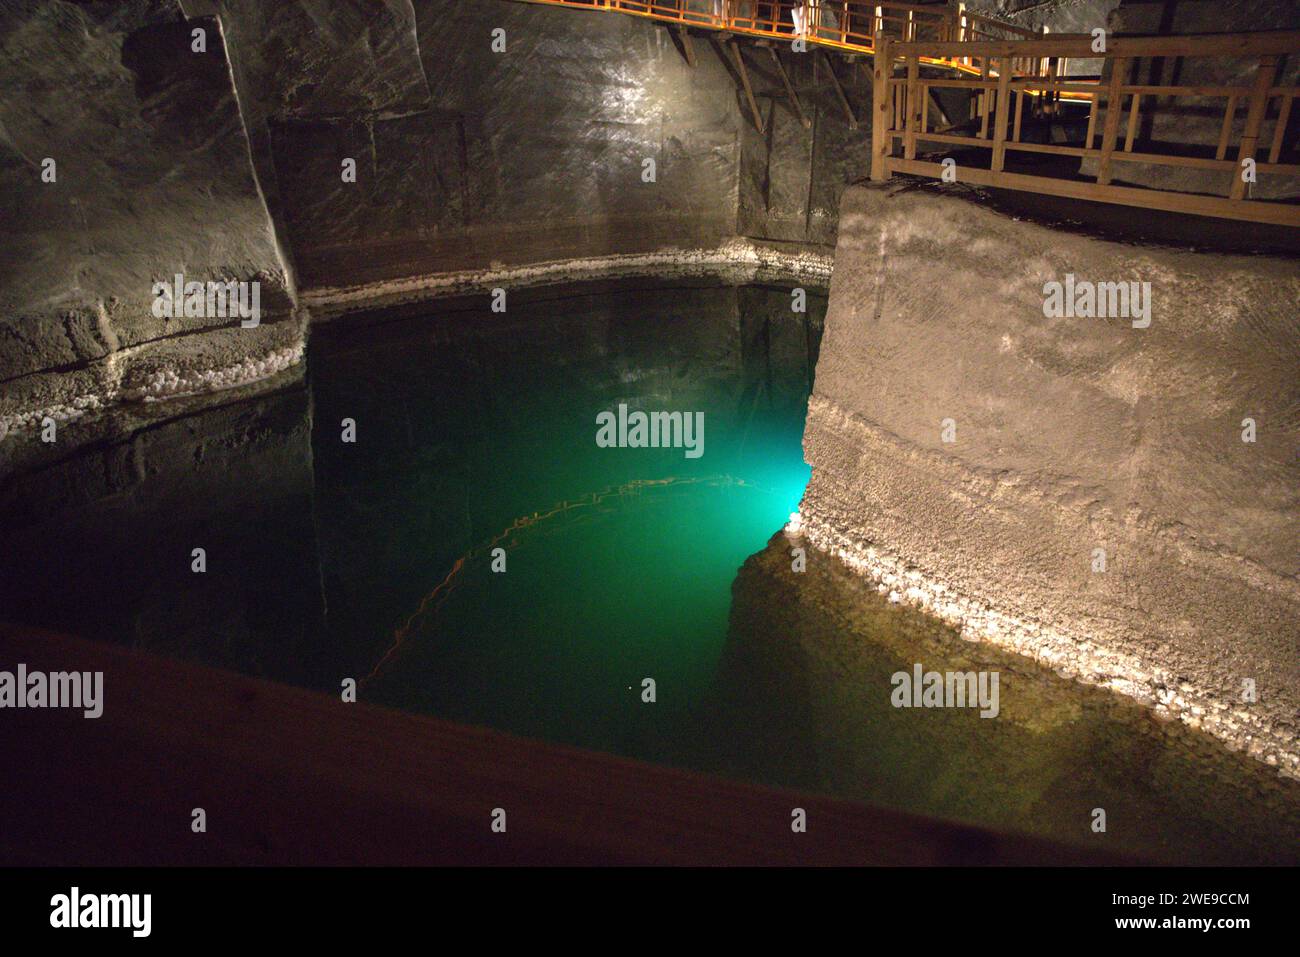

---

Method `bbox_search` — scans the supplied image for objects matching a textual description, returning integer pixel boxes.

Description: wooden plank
[992,58,1011,171]
[730,40,765,135]
[768,46,810,128]
[904,54,920,157]
[1124,91,1141,152]
[889,30,1300,60]
[1269,93,1294,163]
[1014,88,1025,142]
[887,156,1300,227]
[1096,57,1129,185]
[1216,95,1237,160]
[1232,56,1278,199]
[1084,91,1099,148]
[871,35,892,180]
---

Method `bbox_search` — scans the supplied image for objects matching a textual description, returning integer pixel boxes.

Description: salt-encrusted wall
[0,1,299,443]
[797,183,1300,778]
[1,0,867,442]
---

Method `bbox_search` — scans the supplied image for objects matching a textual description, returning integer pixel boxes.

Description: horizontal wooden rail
[874,30,1300,227]
[519,0,1050,77]
[516,2,1298,226]
[890,30,1300,59]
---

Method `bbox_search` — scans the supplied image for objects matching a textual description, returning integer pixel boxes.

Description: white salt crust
[303,240,835,317]
[5,243,1292,784]
[3,243,832,439]
[784,510,1300,781]
[0,343,305,438]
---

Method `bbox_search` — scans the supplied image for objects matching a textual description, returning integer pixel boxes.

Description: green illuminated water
[312,281,818,756]
[4,279,1298,864]
[304,281,1300,865]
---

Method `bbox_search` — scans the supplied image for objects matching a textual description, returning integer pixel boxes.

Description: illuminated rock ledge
[797,184,1300,779]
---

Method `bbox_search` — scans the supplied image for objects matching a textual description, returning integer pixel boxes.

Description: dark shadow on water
[1,277,1297,864]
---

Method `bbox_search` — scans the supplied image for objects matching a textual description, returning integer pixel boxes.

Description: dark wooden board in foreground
[0,624,1130,865]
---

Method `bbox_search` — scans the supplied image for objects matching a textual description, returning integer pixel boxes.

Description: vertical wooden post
[1216,95,1237,160]
[871,33,892,181]
[1231,55,1278,200]
[978,58,991,138]
[1083,93,1099,150]
[992,58,1011,171]
[904,54,920,159]
[1124,92,1141,151]
[1045,55,1059,116]
[1096,56,1128,185]
[1269,93,1294,164]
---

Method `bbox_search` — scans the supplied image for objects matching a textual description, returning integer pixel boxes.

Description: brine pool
[2,279,1297,864]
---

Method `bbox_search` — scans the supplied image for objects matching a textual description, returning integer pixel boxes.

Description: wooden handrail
[890,30,1300,59]
[516,2,1299,226]
[875,29,1300,227]
[519,0,1048,77]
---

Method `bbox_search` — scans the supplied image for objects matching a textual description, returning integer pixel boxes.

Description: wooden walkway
[521,2,1300,226]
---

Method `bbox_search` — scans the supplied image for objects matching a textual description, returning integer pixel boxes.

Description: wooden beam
[978,57,991,138]
[889,30,1300,60]
[821,49,859,129]
[887,157,1300,227]
[1124,91,1141,152]
[730,41,765,135]
[991,58,1011,171]
[871,34,892,181]
[1269,92,1294,164]
[1096,56,1129,185]
[768,46,810,129]
[1231,55,1278,199]
[674,25,696,68]
[904,54,920,157]
[1216,95,1238,160]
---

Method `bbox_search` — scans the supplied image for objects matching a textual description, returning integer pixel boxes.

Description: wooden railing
[521,1,1050,78]
[873,31,1300,226]
[519,2,1300,226]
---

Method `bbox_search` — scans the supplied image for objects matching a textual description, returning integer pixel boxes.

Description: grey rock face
[3,0,867,435]
[0,1,297,437]
[800,183,1300,778]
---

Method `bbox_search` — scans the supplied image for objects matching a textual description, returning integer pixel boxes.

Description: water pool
[2,279,1297,864]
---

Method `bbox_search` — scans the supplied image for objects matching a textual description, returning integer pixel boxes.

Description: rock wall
[1,0,866,442]
[798,183,1300,778]
[0,1,299,442]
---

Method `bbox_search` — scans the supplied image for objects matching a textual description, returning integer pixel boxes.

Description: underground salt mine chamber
[0,0,1298,871]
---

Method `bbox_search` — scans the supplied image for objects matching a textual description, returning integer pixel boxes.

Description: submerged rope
[360,473,760,688]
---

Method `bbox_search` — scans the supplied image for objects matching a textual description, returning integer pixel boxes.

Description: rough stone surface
[0,1,297,439]
[799,183,1300,777]
[2,0,867,436]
